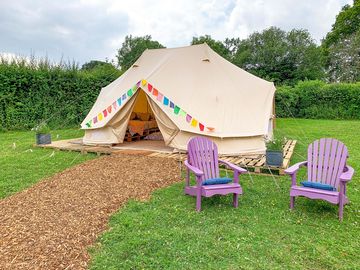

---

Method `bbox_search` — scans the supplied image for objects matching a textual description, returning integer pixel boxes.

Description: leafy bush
[0,57,122,130]
[275,80,360,119]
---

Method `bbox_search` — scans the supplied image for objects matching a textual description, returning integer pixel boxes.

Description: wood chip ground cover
[0,154,180,269]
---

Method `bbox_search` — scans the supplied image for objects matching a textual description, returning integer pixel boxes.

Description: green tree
[116,35,165,71]
[322,0,360,49]
[322,0,360,82]
[232,27,324,85]
[81,60,114,71]
[327,31,360,82]
[191,35,231,60]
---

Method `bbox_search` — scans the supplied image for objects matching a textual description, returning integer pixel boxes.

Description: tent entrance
[112,89,174,153]
[123,89,162,142]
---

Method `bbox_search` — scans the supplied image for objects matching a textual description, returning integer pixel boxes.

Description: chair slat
[321,138,332,183]
[330,142,344,188]
[316,138,326,182]
[333,143,348,188]
[325,139,338,185]
[307,143,313,181]
[311,140,319,181]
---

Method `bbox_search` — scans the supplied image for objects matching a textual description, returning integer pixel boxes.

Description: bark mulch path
[0,154,180,270]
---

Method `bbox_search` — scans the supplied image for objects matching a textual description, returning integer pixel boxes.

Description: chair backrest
[187,137,220,180]
[307,138,348,189]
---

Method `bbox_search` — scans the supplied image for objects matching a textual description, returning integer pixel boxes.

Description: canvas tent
[81,43,276,155]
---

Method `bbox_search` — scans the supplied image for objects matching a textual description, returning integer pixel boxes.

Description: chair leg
[290,196,295,209]
[196,194,202,212]
[233,193,239,208]
[339,195,344,221]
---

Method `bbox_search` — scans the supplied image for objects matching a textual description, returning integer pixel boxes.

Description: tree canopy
[191,35,231,60]
[116,35,165,71]
[232,27,324,85]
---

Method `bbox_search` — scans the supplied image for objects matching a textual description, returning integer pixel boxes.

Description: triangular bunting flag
[98,113,103,121]
[86,120,92,128]
[179,109,187,116]
[199,123,204,131]
[186,114,192,123]
[141,79,147,86]
[103,109,108,117]
[207,127,215,131]
[163,97,169,105]
[174,106,180,115]
[147,83,153,92]
[191,118,198,127]
[113,101,118,110]
[93,116,98,124]
[136,81,141,87]
[153,88,158,96]
[122,94,127,100]
[157,92,163,102]
[127,89,133,97]
[107,105,112,114]
[170,101,175,108]
[132,85,137,92]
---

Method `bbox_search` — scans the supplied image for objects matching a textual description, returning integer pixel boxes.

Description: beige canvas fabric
[81,43,276,154]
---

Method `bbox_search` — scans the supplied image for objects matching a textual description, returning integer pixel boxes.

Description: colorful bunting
[107,105,112,114]
[88,79,210,132]
[186,114,192,123]
[98,113,103,121]
[174,105,180,115]
[179,109,187,116]
[157,92,163,102]
[191,118,198,127]
[199,123,204,131]
[163,97,169,105]
[147,83,153,92]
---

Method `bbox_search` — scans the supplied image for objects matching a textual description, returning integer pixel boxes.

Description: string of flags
[84,79,214,132]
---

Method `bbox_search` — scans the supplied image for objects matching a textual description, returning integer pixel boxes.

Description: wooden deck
[148,140,297,175]
[36,138,296,175]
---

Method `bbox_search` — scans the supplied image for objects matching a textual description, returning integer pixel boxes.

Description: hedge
[0,62,122,130]
[1,62,360,131]
[275,80,360,119]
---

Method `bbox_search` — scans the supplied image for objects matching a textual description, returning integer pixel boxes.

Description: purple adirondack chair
[184,137,247,211]
[284,138,354,220]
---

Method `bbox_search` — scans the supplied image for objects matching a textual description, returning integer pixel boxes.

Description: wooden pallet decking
[36,138,118,156]
[36,138,296,175]
[148,140,297,175]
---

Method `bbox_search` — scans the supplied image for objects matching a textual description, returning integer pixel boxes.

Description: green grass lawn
[89,119,360,270]
[0,128,95,198]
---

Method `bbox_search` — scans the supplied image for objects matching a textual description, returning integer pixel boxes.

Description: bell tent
[81,43,276,155]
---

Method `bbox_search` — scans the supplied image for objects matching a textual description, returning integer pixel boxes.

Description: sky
[0,0,353,65]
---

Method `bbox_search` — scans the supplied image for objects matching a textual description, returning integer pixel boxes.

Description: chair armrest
[340,165,354,183]
[284,161,307,175]
[218,159,247,174]
[184,160,204,177]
